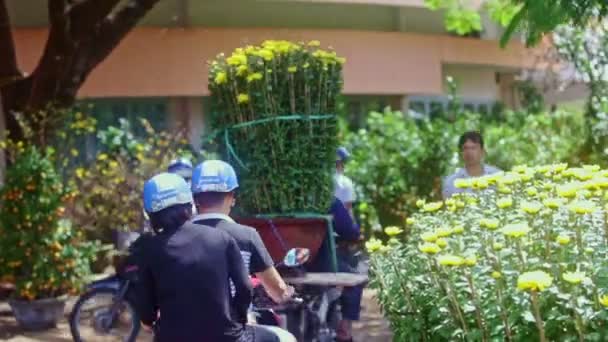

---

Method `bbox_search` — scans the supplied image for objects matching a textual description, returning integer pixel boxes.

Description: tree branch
[87,0,161,70]
[67,0,122,38]
[27,0,73,109]
[0,0,21,84]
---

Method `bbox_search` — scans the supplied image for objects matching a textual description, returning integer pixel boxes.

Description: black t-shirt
[132,222,252,342]
[193,218,274,275]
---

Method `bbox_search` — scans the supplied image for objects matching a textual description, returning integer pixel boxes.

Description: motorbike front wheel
[69,287,140,342]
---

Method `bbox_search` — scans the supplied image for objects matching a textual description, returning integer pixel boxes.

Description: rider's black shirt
[192,217,274,275]
[132,222,252,342]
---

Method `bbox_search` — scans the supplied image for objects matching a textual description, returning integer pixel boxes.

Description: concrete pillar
[167,97,206,150]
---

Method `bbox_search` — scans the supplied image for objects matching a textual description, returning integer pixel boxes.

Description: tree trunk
[0,0,162,143]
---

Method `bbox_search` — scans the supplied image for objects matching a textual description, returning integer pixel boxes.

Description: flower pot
[9,297,66,331]
[235,216,335,267]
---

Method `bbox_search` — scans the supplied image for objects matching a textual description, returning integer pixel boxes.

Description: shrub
[0,147,98,300]
[368,164,608,341]
[345,108,586,233]
[68,118,193,242]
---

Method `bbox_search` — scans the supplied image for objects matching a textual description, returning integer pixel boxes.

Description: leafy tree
[425,0,608,46]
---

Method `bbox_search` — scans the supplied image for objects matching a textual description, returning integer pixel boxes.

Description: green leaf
[523,311,536,323]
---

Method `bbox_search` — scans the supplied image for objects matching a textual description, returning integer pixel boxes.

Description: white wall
[442,65,500,101]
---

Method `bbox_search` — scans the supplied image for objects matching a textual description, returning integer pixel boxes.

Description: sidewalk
[1,289,392,341]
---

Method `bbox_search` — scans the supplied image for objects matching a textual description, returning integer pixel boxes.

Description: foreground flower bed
[367,164,608,341]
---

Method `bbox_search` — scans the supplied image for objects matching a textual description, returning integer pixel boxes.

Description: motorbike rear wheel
[69,287,140,342]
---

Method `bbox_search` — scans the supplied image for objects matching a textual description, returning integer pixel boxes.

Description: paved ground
[0,289,392,341]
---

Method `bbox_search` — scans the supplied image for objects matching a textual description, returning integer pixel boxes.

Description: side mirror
[283,248,311,267]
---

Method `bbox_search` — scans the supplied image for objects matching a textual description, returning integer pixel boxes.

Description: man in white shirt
[442,131,501,199]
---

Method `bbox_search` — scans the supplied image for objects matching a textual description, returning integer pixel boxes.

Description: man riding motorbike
[167,157,194,184]
[189,160,296,342]
[132,172,276,341]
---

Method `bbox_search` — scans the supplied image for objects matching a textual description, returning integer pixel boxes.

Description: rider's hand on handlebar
[280,285,295,303]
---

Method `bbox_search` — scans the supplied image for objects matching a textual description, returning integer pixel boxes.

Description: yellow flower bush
[368,163,608,341]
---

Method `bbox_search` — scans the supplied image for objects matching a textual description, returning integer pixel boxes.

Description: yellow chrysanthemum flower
[556,235,571,245]
[384,226,403,237]
[421,232,438,243]
[520,201,542,215]
[498,185,512,194]
[517,271,553,292]
[599,295,608,307]
[452,225,465,234]
[479,218,500,230]
[258,49,274,61]
[406,217,415,225]
[543,197,563,210]
[436,238,448,248]
[496,197,513,209]
[501,223,531,238]
[464,256,477,267]
[437,255,464,267]
[236,65,249,76]
[435,227,452,238]
[419,243,441,254]
[562,271,586,285]
[214,71,228,85]
[492,242,504,251]
[454,178,472,189]
[308,40,321,47]
[568,200,598,215]
[287,66,298,73]
[557,183,580,198]
[513,165,529,173]
[491,271,502,279]
[423,202,443,212]
[365,239,383,253]
[237,93,250,104]
[526,187,538,196]
[246,72,263,83]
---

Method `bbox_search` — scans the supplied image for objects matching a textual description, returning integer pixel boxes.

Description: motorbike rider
[333,147,364,342]
[190,160,296,342]
[167,157,194,184]
[133,172,276,342]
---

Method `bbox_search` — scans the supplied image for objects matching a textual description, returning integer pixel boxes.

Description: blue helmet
[143,173,194,213]
[336,147,350,162]
[191,160,239,194]
[168,158,193,180]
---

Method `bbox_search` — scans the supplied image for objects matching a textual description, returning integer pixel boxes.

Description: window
[77,98,169,159]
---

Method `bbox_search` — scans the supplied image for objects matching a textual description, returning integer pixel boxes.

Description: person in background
[332,147,363,342]
[442,131,501,199]
[190,160,296,342]
[167,157,194,185]
[133,172,258,342]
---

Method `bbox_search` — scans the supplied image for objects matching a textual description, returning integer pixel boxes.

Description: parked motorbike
[68,257,141,342]
[68,233,152,342]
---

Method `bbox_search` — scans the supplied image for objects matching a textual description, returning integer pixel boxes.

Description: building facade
[6,0,538,148]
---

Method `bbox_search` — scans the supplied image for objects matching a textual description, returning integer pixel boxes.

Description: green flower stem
[465,270,488,342]
[387,253,417,314]
[570,291,585,342]
[445,277,470,338]
[575,220,584,261]
[495,280,513,342]
[427,258,468,337]
[515,238,527,270]
[530,291,546,342]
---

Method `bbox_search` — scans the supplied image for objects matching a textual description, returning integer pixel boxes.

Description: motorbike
[68,257,141,342]
[251,248,366,342]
